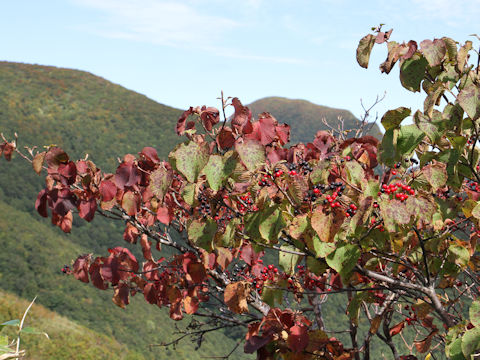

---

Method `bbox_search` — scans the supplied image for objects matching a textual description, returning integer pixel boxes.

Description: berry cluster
[345,203,357,217]
[379,182,415,201]
[404,305,417,326]
[287,161,313,176]
[61,264,71,274]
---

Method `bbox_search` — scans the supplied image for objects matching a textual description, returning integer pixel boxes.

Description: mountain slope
[248,96,382,144]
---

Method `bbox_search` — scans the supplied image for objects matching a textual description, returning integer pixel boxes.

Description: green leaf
[187,219,217,251]
[447,337,467,360]
[396,124,425,156]
[259,207,285,243]
[470,300,480,328]
[345,160,364,186]
[0,320,19,328]
[362,181,380,198]
[458,83,480,120]
[308,234,336,258]
[169,141,209,182]
[288,214,309,240]
[381,107,411,131]
[400,54,428,92]
[378,128,398,167]
[472,203,480,220]
[181,183,196,206]
[261,280,284,307]
[235,139,265,171]
[462,328,480,358]
[326,243,360,281]
[306,257,327,275]
[203,155,224,191]
[462,199,477,218]
[448,245,470,268]
[423,82,445,118]
[356,34,376,69]
[279,245,301,275]
[405,195,437,224]
[423,162,447,191]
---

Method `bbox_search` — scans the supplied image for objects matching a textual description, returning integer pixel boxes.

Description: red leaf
[402,40,418,60]
[140,234,154,262]
[200,106,220,131]
[0,142,14,161]
[240,244,264,266]
[244,334,274,354]
[89,260,108,290]
[187,262,206,284]
[73,254,91,283]
[231,98,253,134]
[45,147,69,169]
[140,147,160,164]
[112,283,130,308]
[115,162,140,189]
[51,210,73,233]
[50,188,78,216]
[99,180,117,202]
[157,206,174,225]
[288,325,309,353]
[35,189,48,217]
[216,127,236,150]
[143,282,158,304]
[312,131,335,158]
[123,223,140,244]
[275,123,290,145]
[176,107,194,135]
[78,197,97,222]
[389,321,405,336]
[58,161,77,185]
[169,300,183,320]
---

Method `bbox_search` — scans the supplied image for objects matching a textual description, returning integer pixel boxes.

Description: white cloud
[72,0,239,47]
[410,0,480,25]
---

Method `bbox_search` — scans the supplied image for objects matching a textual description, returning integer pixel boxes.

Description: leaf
[259,207,285,243]
[326,243,360,281]
[424,82,445,118]
[448,245,470,268]
[216,247,233,270]
[217,127,236,150]
[279,245,301,275]
[32,151,46,174]
[156,206,174,225]
[379,198,410,232]
[149,166,172,200]
[389,321,405,336]
[470,300,480,328]
[462,328,480,358]
[446,337,466,360]
[184,296,199,315]
[224,281,250,314]
[458,83,480,120]
[423,161,447,191]
[169,141,209,182]
[414,331,436,353]
[202,153,237,192]
[414,110,442,143]
[288,325,309,353]
[457,40,473,73]
[311,207,344,243]
[99,180,117,202]
[400,54,428,92]
[121,191,140,216]
[187,219,217,251]
[396,124,425,156]
[381,107,411,131]
[345,160,364,186]
[235,138,265,171]
[420,39,446,66]
[356,34,376,68]
[308,235,336,258]
[0,320,19,328]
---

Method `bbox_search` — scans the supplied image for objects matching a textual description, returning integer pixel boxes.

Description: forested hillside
[0,62,380,358]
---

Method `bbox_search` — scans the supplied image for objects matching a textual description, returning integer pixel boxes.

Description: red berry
[391,170,397,175]
[313,188,320,194]
[349,204,357,210]
[268,264,273,270]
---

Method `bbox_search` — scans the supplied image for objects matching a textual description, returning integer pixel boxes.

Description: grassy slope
[248,96,382,143]
[0,290,143,360]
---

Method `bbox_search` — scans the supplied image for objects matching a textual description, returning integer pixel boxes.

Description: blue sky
[2,0,480,126]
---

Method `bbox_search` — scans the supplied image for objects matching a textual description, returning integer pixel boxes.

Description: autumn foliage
[3,27,480,359]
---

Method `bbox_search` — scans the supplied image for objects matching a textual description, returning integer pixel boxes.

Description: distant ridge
[247,96,381,144]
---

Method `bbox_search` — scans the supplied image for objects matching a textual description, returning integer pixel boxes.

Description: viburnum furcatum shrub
[3,27,480,359]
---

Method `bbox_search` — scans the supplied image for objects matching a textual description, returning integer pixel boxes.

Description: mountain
[0,62,383,359]
[247,96,382,144]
